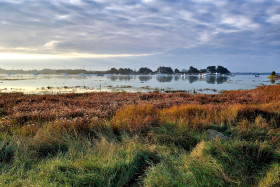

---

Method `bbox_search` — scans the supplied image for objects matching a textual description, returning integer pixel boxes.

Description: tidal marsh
[0,84,280,186]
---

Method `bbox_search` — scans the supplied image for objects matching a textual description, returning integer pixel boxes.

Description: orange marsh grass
[160,104,223,129]
[111,104,159,132]
[160,103,280,129]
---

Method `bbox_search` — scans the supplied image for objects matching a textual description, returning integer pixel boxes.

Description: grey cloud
[0,0,279,71]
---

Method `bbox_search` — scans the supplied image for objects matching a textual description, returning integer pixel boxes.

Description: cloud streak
[0,51,158,60]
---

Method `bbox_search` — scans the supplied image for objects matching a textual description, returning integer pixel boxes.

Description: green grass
[0,134,158,186]
[258,163,280,187]
[1,121,279,186]
[144,140,280,187]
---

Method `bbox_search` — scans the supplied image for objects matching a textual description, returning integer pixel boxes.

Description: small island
[268,71,280,80]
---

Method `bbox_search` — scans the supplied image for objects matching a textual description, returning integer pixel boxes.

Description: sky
[0,0,279,72]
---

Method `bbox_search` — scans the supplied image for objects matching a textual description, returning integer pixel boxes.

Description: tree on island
[187,66,199,74]
[199,69,207,73]
[217,65,231,74]
[207,66,217,73]
[157,66,173,74]
[268,71,280,79]
[174,68,180,74]
[107,68,119,74]
[119,68,134,75]
[138,67,153,75]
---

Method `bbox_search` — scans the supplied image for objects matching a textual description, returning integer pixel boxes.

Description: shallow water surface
[0,74,278,94]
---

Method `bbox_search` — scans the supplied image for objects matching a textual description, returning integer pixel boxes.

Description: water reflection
[174,75,180,81]
[153,75,230,84]
[270,79,276,84]
[119,76,134,81]
[206,76,216,84]
[206,76,229,84]
[138,75,152,82]
[109,75,134,81]
[188,76,199,84]
[157,76,173,82]
[110,76,118,81]
[217,76,229,84]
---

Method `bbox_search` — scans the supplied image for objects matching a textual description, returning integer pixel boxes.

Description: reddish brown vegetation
[0,84,280,134]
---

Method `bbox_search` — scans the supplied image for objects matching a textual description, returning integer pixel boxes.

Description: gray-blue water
[0,74,278,94]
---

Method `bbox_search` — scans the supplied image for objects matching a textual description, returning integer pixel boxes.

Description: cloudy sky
[0,0,279,72]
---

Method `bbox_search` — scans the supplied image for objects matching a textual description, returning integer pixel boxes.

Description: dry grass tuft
[111,104,159,132]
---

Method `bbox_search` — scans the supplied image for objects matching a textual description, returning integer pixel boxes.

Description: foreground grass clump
[0,133,159,186]
[144,140,280,187]
[34,137,156,186]
[0,84,280,186]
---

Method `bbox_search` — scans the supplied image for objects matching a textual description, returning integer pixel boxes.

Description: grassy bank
[0,85,280,186]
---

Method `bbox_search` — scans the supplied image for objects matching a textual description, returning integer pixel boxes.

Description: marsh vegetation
[0,84,280,186]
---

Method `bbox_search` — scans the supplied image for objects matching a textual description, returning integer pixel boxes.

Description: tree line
[107,65,231,75]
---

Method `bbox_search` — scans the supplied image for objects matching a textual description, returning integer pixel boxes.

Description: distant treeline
[0,65,230,75]
[107,66,230,75]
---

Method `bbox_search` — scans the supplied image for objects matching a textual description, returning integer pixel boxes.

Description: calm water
[0,74,278,94]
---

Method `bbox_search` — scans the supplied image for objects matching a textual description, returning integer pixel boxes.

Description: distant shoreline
[0,69,274,75]
[0,66,232,75]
